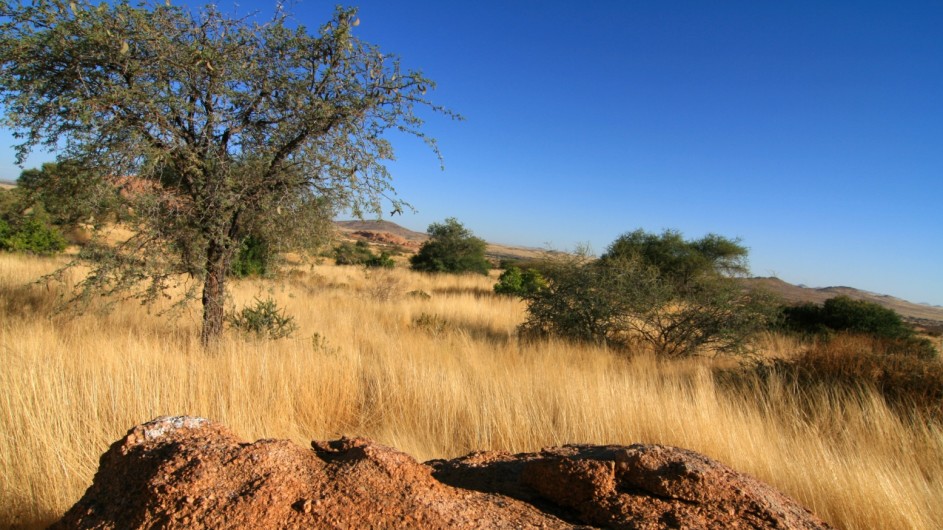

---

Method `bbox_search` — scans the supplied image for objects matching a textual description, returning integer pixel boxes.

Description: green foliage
[820,296,914,339]
[494,266,547,296]
[781,296,918,340]
[230,235,270,278]
[334,240,393,267]
[519,253,632,346]
[601,229,749,290]
[779,296,936,358]
[365,251,396,269]
[335,240,373,265]
[16,161,119,229]
[0,199,67,255]
[227,297,298,340]
[410,218,490,275]
[522,232,777,357]
[0,1,454,344]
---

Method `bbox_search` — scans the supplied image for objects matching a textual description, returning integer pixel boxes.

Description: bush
[333,240,395,269]
[519,254,630,346]
[16,160,120,228]
[520,234,778,357]
[780,296,930,351]
[365,250,395,269]
[0,214,67,254]
[494,266,547,296]
[227,297,298,339]
[413,312,452,337]
[231,235,271,278]
[410,218,490,275]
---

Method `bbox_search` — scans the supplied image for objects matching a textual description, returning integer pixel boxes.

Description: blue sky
[2,1,941,305]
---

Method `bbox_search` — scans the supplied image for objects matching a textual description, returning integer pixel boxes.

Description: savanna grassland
[1,252,941,529]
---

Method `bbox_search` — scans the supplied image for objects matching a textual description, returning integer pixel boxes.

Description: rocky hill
[53,416,833,529]
[335,219,548,261]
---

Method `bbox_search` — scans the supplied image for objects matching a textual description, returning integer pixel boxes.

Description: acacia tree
[522,232,778,357]
[0,1,454,344]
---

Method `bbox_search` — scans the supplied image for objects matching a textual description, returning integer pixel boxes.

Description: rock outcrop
[53,416,833,529]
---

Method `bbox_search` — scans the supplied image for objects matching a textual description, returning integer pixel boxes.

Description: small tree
[494,265,546,296]
[410,218,490,275]
[521,231,777,356]
[0,1,454,344]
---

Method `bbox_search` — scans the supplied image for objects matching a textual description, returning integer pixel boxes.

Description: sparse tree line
[5,169,934,360]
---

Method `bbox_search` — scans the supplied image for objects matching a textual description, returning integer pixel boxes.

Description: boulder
[431,444,834,529]
[53,416,833,529]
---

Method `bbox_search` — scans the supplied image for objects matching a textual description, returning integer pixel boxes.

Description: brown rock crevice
[53,416,833,529]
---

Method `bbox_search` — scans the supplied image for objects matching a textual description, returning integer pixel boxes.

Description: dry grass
[1,254,941,529]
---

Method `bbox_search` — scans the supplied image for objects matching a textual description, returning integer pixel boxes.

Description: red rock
[53,416,833,529]
[433,444,834,529]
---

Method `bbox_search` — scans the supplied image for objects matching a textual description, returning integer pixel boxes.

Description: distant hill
[335,220,548,261]
[743,277,943,326]
[335,220,428,243]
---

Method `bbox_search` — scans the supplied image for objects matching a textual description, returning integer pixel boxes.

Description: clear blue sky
[2,1,941,305]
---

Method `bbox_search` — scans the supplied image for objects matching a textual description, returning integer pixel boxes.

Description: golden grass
[1,254,941,529]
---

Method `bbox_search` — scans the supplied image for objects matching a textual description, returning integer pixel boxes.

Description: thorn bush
[227,297,298,340]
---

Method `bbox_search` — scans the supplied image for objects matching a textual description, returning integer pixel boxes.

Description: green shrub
[820,296,913,339]
[779,296,929,353]
[231,235,271,278]
[227,297,298,339]
[0,214,67,254]
[334,240,376,266]
[410,218,490,275]
[494,266,547,296]
[365,250,395,269]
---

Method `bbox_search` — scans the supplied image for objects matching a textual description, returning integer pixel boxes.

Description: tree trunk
[200,240,228,346]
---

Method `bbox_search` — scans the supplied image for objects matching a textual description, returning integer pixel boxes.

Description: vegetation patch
[227,297,298,340]
[411,218,490,275]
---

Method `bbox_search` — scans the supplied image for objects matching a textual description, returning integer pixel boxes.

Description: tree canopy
[601,229,749,290]
[410,217,490,275]
[16,160,119,229]
[0,1,455,343]
[522,231,776,357]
